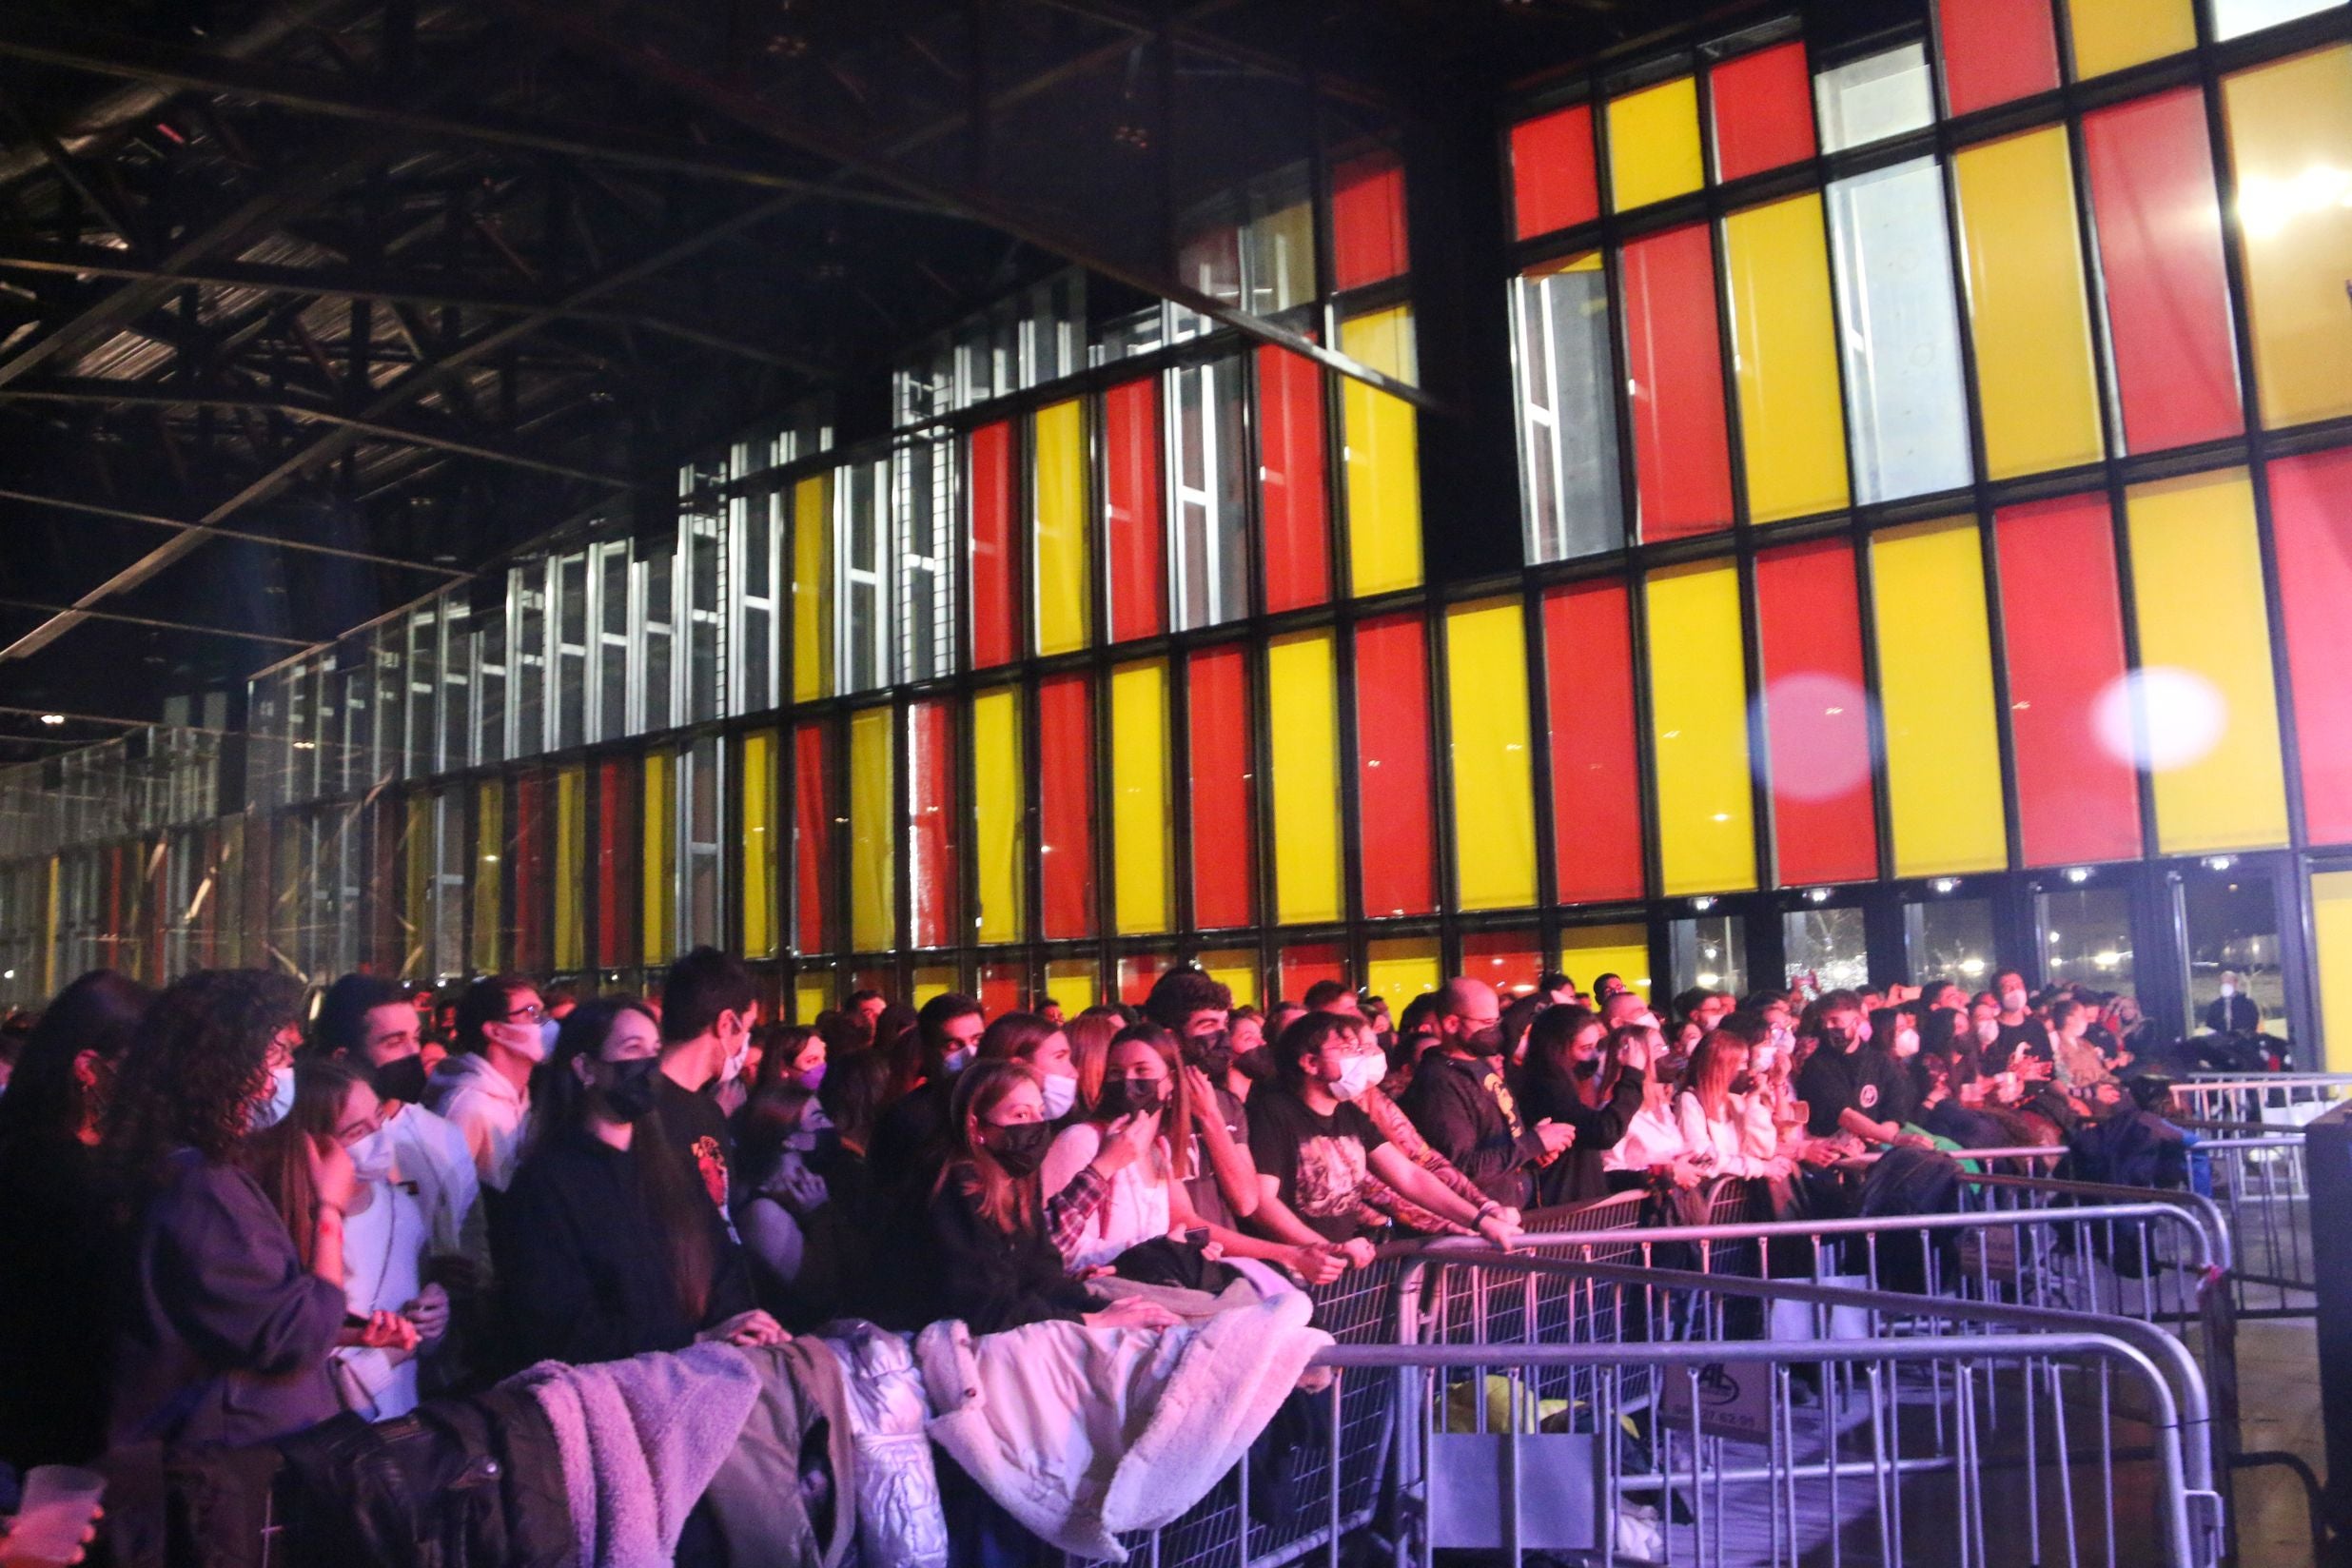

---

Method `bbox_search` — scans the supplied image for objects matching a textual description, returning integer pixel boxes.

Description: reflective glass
[1814,44,1933,152]
[1904,895,1995,987]
[1514,254,1624,563]
[1783,906,1868,998]
[2037,884,2137,996]
[1671,914,1749,997]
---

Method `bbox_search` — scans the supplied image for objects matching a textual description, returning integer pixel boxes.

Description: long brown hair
[1063,1010,1122,1116]
[1097,1023,1193,1181]
[1683,1028,1750,1124]
[245,1056,370,1269]
[943,1059,1042,1235]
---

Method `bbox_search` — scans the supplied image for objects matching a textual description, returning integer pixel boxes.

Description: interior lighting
[1959,958,1987,977]
[1931,877,1959,894]
[1691,895,1716,911]
[1806,887,1833,903]
[1695,971,1722,988]
[37,714,63,726]
[2204,855,2237,872]
[2064,867,2092,884]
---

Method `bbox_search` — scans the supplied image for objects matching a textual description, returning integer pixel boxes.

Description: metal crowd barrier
[2171,1071,2352,1127]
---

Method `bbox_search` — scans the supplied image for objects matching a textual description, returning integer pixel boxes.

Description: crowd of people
[0,948,2182,1561]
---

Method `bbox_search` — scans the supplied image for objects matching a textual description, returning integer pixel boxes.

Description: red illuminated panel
[1937,0,2060,114]
[979,961,1025,1018]
[970,421,1017,669]
[2269,449,2352,845]
[2082,88,2242,455]
[1258,346,1330,613]
[514,771,547,973]
[1355,614,1436,917]
[1187,644,1257,930]
[596,759,635,968]
[1994,495,2144,864]
[1511,103,1600,240]
[1754,540,1878,885]
[1332,150,1409,291]
[1620,225,1733,539]
[1105,379,1166,642]
[793,723,832,954]
[1280,942,1348,1000]
[1038,674,1097,939]
[1542,580,1645,903]
[1710,43,1815,182]
[1461,930,1543,997]
[910,700,958,950]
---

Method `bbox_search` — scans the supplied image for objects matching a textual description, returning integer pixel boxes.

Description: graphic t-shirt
[1245,1088,1388,1244]
[1794,1045,1897,1138]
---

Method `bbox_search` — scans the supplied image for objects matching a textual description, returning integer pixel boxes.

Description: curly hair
[100,969,303,1199]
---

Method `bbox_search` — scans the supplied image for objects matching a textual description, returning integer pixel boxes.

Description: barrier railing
[2172,1072,2352,1127]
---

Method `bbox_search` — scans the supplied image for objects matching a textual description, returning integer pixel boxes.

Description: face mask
[497,1018,551,1065]
[1464,1025,1506,1057]
[1754,1044,1778,1073]
[1856,1019,1874,1045]
[1331,1054,1383,1102]
[371,1052,428,1107]
[1893,1029,1920,1059]
[982,1120,1054,1178]
[2219,982,2237,999]
[1235,1046,1278,1084]
[720,1033,750,1087]
[251,1066,296,1130]
[1180,1032,1233,1081]
[795,1062,828,1093]
[1819,1027,1852,1052]
[345,1128,395,1184]
[942,1045,975,1075]
[540,1018,563,1058]
[598,1056,662,1124]
[2000,991,2027,1013]
[1573,1055,1603,1079]
[1974,1018,2000,1046]
[1038,1072,1078,1120]
[1096,1077,1164,1119]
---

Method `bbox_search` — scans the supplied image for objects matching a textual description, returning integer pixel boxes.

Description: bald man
[1397,978,1574,1209]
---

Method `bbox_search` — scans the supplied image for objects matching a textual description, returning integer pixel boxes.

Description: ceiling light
[37,714,64,726]
[1806,887,1833,903]
[1691,896,1716,911]
[2204,855,2236,872]
[2064,867,2091,884]
[1931,877,1959,894]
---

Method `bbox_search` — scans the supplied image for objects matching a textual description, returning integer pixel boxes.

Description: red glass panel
[1620,225,1734,539]
[793,723,832,954]
[1994,495,2144,864]
[979,961,1025,1018]
[1542,580,1645,903]
[514,772,548,972]
[1257,346,1329,613]
[1754,540,1879,885]
[1105,379,1165,642]
[2083,88,2242,455]
[1354,615,1436,917]
[910,700,958,949]
[1937,0,2060,115]
[596,759,635,969]
[1511,104,1600,239]
[2269,450,2352,845]
[1461,930,1543,997]
[850,967,894,1004]
[1710,43,1815,182]
[1331,150,1409,291]
[1280,941,1348,1001]
[970,421,1017,669]
[1187,645,1257,930]
[1038,674,1096,939]
[1119,952,1173,1006]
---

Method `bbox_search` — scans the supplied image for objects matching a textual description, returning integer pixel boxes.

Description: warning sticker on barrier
[1658,1360,1776,1442]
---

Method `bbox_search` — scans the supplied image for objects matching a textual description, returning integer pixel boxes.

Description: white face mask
[1039,1072,1077,1120]
[720,1031,751,1087]
[250,1066,296,1130]
[497,1018,551,1065]
[1331,1054,1383,1102]
[2219,982,2237,999]
[1753,1044,1778,1073]
[345,1128,395,1184]
[1974,1018,2000,1046]
[1769,1024,1794,1053]
[942,1045,976,1075]
[1856,1019,1874,1045]
[2000,991,2027,1013]
[1893,1029,1920,1059]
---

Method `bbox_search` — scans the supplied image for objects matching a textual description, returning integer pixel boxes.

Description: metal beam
[1026,0,1406,116]
[0,485,466,576]
[0,596,312,648]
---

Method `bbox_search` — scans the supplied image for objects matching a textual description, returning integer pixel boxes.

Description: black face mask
[598,1056,663,1124]
[1097,1078,1166,1119]
[1180,1031,1233,1082]
[1234,1046,1279,1085]
[982,1120,1054,1178]
[372,1052,428,1107]
[1819,1027,1853,1052]
[1465,1025,1506,1057]
[1573,1056,1603,1080]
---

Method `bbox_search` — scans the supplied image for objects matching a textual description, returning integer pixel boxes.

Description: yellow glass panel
[1723,193,1850,521]
[2225,47,2352,429]
[794,970,832,1025]
[1109,660,1171,935]
[554,766,585,971]
[1953,127,2104,480]
[2068,0,2195,79]
[2125,470,2290,852]
[1643,562,1756,895]
[1366,937,1441,1003]
[1197,949,1261,1009]
[1444,598,1538,911]
[972,688,1026,944]
[1267,630,1343,924]
[1608,75,1704,210]
[740,734,778,959]
[1558,924,1653,1000]
[913,964,958,1009]
[1033,399,1090,656]
[403,795,430,979]
[40,854,59,996]
[1046,957,1100,1009]
[792,475,832,703]
[642,752,675,963]
[849,707,896,951]
[1341,306,1423,598]
[472,783,502,974]
[1871,519,2009,876]
[2313,872,2352,1072]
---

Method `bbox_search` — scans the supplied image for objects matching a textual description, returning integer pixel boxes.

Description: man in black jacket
[1398,978,1573,1208]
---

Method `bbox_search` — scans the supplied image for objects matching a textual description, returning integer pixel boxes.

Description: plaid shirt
[1044,1164,1110,1262]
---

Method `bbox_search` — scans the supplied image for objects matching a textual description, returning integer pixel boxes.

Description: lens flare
[2092,665,2227,773]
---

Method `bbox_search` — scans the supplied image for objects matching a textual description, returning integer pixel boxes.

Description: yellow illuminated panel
[1643,562,1756,895]
[641,752,675,963]
[972,688,1026,945]
[554,766,585,971]
[1046,957,1100,1010]
[2313,872,2352,1072]
[473,782,502,974]
[1871,519,2009,876]
[1267,630,1343,924]
[1109,660,1172,935]
[849,706,896,952]
[2225,47,2352,429]
[1609,76,1704,210]
[1723,193,1850,521]
[1367,937,1441,1003]
[2126,471,2291,853]
[794,970,831,1025]
[1341,306,1423,598]
[792,475,831,704]
[1559,924,1653,1001]
[740,734,777,959]
[1198,948,1261,1009]
[1444,598,1538,911]
[403,796,430,978]
[2068,0,2195,79]
[913,964,958,1009]
[1953,128,2104,480]
[1033,399,1090,656]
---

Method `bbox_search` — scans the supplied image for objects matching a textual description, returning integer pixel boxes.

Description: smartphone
[1183,1225,1211,1248]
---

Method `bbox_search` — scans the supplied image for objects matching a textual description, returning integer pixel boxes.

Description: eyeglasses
[505,1003,547,1024]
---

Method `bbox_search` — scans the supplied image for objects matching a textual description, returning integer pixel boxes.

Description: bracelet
[1475,1201,1501,1221]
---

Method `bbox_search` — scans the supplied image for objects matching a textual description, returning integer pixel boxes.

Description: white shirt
[333,1179,426,1421]
[1602,1099,1693,1174]
[1674,1091,1785,1179]
[383,1101,478,1256]
[425,1053,531,1192]
[1041,1121,1175,1272]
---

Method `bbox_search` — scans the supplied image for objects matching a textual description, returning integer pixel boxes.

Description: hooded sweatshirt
[426,1051,532,1193]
